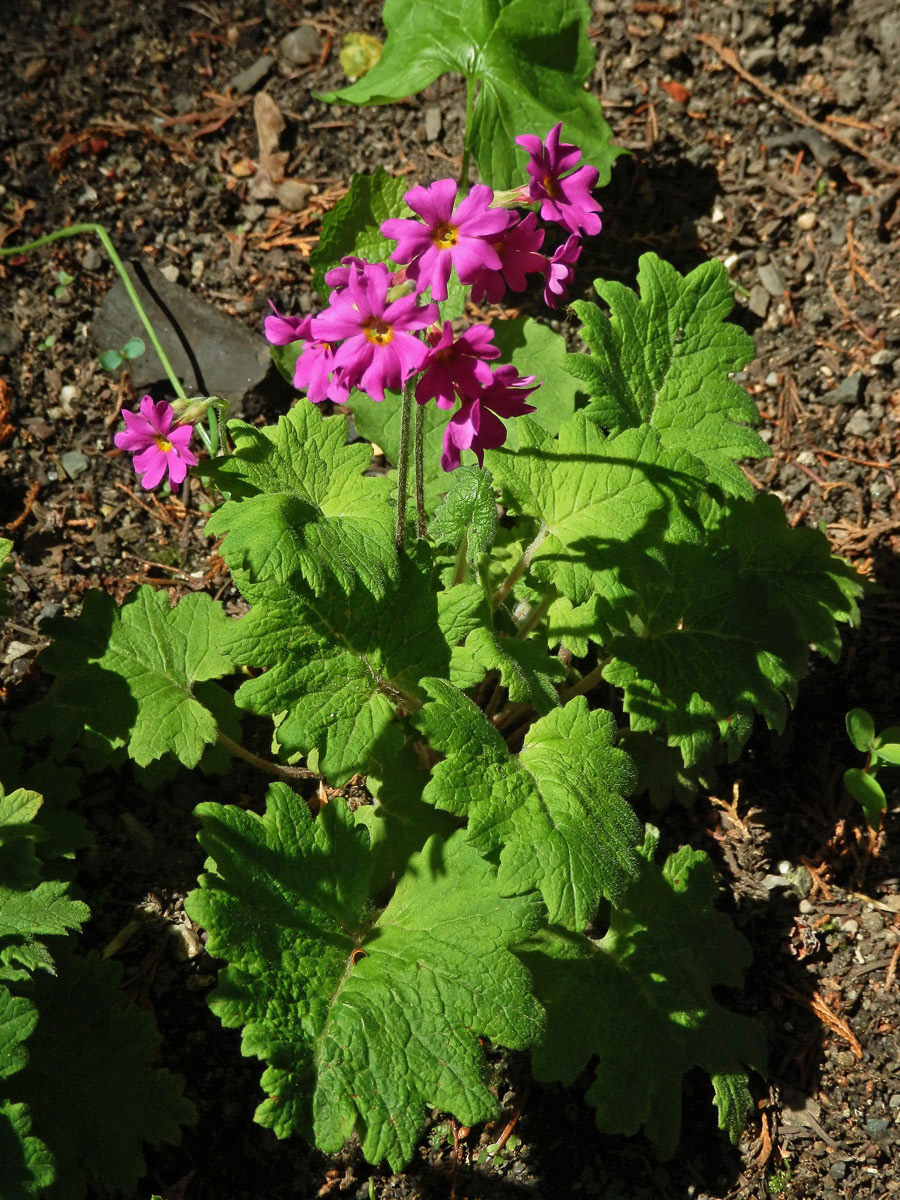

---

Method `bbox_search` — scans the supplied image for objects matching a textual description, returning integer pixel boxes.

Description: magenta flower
[441,365,539,471]
[114,395,198,490]
[468,212,547,305]
[515,123,602,237]
[264,302,311,347]
[415,322,500,410]
[381,180,510,302]
[310,259,438,402]
[543,234,582,307]
[324,255,385,293]
[293,339,349,405]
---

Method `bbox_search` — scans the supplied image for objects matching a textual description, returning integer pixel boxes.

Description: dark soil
[2,2,900,1199]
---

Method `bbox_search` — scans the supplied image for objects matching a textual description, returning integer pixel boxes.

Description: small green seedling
[53,268,76,298]
[844,707,900,827]
[98,336,146,372]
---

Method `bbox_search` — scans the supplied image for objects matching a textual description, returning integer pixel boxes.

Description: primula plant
[0,0,868,1186]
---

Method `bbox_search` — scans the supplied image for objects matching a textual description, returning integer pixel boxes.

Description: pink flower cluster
[114,396,197,489]
[258,122,603,472]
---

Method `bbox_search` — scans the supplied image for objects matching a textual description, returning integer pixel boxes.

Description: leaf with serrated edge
[451,627,566,714]
[429,465,498,565]
[491,318,583,439]
[207,404,396,600]
[318,0,620,190]
[415,680,640,927]
[0,1100,56,1199]
[8,952,194,1198]
[224,544,454,785]
[486,413,704,607]
[308,169,407,299]
[24,588,234,768]
[0,986,37,1081]
[567,253,769,496]
[185,788,542,1171]
[518,829,765,1157]
[600,493,864,765]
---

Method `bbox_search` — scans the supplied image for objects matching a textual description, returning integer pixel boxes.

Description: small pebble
[61,450,89,478]
[865,1117,890,1137]
[280,25,322,65]
[424,104,442,141]
[836,1050,857,1068]
[841,919,859,936]
[81,247,103,271]
[230,55,275,95]
[797,211,817,231]
[828,1161,848,1181]
[758,262,786,296]
[160,264,180,284]
[277,180,311,211]
[860,909,884,934]
[765,371,779,387]
[871,348,896,368]
[748,284,770,318]
[3,640,33,665]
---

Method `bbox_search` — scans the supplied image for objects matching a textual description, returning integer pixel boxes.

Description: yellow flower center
[542,174,559,198]
[154,434,173,452]
[362,317,394,346]
[432,222,459,250]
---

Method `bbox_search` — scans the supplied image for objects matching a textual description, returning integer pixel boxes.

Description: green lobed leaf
[486,412,705,607]
[0,985,37,1082]
[318,0,620,190]
[207,403,397,600]
[518,829,766,1157]
[308,169,407,299]
[0,1100,56,1199]
[490,318,583,439]
[450,626,566,713]
[600,494,864,765]
[21,588,235,768]
[186,787,543,1172]
[429,465,498,565]
[414,681,640,927]
[223,543,474,785]
[6,951,194,1200]
[567,253,769,497]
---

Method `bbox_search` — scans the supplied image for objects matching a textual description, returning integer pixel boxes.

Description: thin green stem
[395,378,415,554]
[217,731,316,783]
[492,523,548,611]
[414,397,427,539]
[558,660,611,703]
[516,589,556,639]
[0,223,186,400]
[450,537,469,586]
[459,76,476,194]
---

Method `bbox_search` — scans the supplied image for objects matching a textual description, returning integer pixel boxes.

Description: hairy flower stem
[0,223,186,401]
[395,377,415,554]
[492,523,548,611]
[459,75,476,193]
[217,731,316,783]
[516,589,556,638]
[414,398,427,538]
[450,538,469,587]
[559,660,611,702]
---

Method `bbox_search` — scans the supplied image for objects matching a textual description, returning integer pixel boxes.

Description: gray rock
[3,640,33,665]
[243,203,266,225]
[61,450,89,478]
[743,46,777,71]
[878,13,900,58]
[276,180,311,211]
[844,408,872,437]
[865,1117,890,1137]
[81,247,103,272]
[823,372,863,406]
[36,602,64,626]
[424,104,442,141]
[230,55,275,95]
[280,25,322,66]
[91,260,271,408]
[748,285,770,319]
[860,909,884,934]
[870,349,896,369]
[828,1161,848,1181]
[758,262,785,296]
